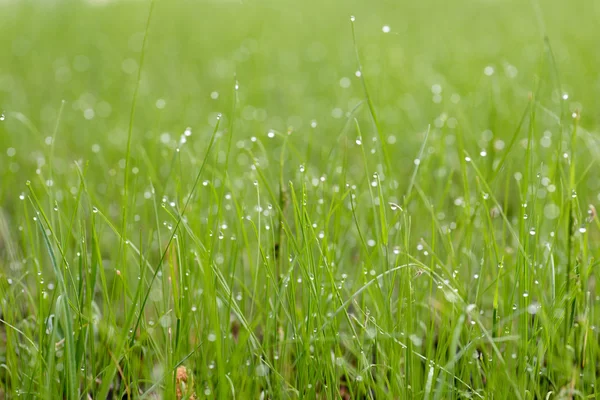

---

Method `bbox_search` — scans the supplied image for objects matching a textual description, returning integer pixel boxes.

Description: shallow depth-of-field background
[1,0,600,398]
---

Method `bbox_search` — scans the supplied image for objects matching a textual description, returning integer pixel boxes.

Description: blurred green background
[2,0,599,156]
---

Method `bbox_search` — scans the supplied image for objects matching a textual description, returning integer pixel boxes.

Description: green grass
[1,0,600,398]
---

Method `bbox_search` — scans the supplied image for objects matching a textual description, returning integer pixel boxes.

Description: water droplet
[382,25,391,33]
[92,207,98,213]
[256,363,269,377]
[389,202,402,211]
[350,15,356,22]
[0,113,5,121]
[529,228,536,236]
[355,138,362,145]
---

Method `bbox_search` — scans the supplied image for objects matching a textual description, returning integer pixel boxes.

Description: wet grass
[1,0,600,398]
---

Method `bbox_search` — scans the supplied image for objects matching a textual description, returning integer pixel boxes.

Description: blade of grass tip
[349,15,392,174]
[47,100,65,215]
[405,124,430,204]
[565,114,579,340]
[354,118,383,251]
[490,100,531,182]
[120,0,155,275]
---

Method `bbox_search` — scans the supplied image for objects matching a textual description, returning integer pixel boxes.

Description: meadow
[1,0,600,398]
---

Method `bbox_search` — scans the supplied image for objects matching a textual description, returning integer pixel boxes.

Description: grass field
[1,0,600,398]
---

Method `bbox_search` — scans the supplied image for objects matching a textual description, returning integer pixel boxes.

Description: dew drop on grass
[0,113,5,121]
[382,25,391,33]
[256,363,269,377]
[355,137,362,145]
[19,193,25,200]
[92,207,98,213]
[579,227,587,233]
[159,315,171,328]
[529,228,536,236]
[208,333,217,342]
[350,15,355,22]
